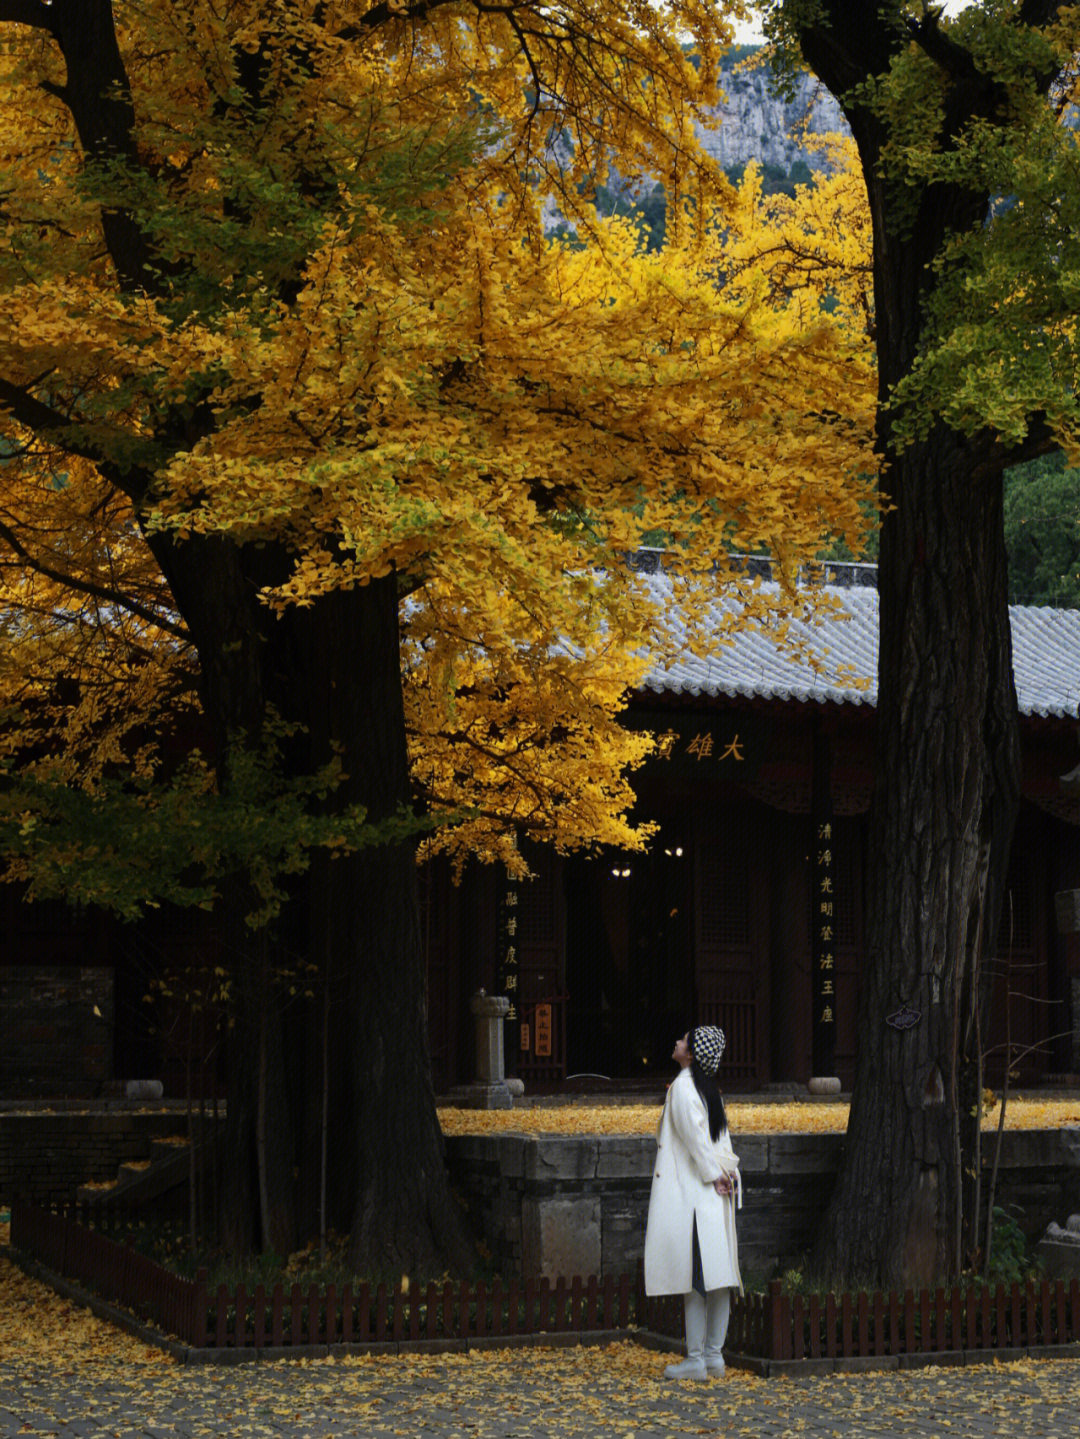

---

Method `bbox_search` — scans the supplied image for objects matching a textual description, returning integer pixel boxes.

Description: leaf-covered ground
[2,1254,1080,1438]
[0,1252,169,1370]
[437,1096,1080,1136]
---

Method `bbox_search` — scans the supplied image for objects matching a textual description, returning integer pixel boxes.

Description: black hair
[689,1027,727,1141]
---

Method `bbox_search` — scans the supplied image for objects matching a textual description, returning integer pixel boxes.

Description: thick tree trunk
[287,579,475,1275]
[814,429,1020,1286]
[145,527,472,1271]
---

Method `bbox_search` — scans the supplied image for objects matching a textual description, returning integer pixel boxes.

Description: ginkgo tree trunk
[761,0,1080,1286]
[0,0,876,1267]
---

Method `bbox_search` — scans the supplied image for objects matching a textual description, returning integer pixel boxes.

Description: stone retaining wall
[0,1111,187,1207]
[7,1111,1079,1281]
[445,1128,1080,1282]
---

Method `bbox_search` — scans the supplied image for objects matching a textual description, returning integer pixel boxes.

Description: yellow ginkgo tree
[0,0,875,1268]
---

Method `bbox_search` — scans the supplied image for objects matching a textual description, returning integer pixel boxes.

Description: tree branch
[6,1,159,292]
[0,517,191,642]
[0,376,155,476]
[996,415,1058,472]
[908,10,984,86]
[794,2,896,104]
[340,0,458,36]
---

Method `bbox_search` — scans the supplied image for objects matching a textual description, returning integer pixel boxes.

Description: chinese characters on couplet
[497,863,520,1039]
[655,729,745,763]
[814,821,837,1033]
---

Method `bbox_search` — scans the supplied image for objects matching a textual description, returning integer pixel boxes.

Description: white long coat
[643,1068,742,1297]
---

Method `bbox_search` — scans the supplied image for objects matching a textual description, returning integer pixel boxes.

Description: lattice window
[997,872,1034,954]
[697,843,750,949]
[519,847,558,947]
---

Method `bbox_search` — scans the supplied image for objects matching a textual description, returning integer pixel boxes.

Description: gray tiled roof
[638,578,1080,720]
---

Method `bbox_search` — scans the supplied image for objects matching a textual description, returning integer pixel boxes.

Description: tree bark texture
[814,429,1020,1286]
[152,529,474,1272]
[795,3,1025,1285]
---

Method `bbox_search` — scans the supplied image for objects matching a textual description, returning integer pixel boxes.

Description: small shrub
[983,1205,1042,1288]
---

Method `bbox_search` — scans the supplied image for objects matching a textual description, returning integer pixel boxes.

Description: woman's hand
[713,1176,732,1197]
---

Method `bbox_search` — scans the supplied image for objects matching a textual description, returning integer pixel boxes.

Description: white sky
[734,1,971,43]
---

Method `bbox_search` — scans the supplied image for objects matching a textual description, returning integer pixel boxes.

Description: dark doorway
[564,838,694,1078]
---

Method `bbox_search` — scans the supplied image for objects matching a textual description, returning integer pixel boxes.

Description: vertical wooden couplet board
[496,844,521,1069]
[811,723,837,1079]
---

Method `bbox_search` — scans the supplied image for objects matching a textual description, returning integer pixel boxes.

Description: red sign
[534,1003,553,1058]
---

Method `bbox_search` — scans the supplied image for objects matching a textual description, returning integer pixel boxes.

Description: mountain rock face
[543,57,850,230]
[695,61,849,172]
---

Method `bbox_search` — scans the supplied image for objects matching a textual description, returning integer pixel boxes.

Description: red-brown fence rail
[11,1201,202,1344]
[640,1276,1080,1360]
[10,1202,640,1349]
[732,1278,1080,1360]
[13,1203,1080,1360]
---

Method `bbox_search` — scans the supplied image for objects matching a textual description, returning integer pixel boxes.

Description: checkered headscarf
[690,1025,726,1075]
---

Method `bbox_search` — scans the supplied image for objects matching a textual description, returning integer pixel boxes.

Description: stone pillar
[473,990,509,1084]
[446,990,515,1109]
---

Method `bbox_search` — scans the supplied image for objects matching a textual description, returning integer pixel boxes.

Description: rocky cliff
[695,59,848,174]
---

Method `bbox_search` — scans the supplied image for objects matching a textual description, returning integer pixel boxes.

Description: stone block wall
[0,1110,186,1207]
[445,1127,1080,1282]
[0,967,114,1098]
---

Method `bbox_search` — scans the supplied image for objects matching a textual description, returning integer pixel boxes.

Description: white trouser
[665,1288,731,1380]
[704,1287,730,1372]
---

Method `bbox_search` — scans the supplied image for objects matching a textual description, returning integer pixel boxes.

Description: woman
[643,1025,742,1381]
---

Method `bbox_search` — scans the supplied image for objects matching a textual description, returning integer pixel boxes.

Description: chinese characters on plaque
[496,864,520,1058]
[533,1002,553,1058]
[627,710,766,776]
[654,728,746,764]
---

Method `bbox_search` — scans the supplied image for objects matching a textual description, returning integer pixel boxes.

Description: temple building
[428,561,1080,1092]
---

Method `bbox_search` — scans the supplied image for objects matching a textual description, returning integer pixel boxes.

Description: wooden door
[693,804,770,1086]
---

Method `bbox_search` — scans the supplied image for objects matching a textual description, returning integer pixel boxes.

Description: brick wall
[0,1111,186,1207]
[0,966,114,1098]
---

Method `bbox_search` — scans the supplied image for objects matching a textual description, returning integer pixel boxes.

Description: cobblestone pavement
[3,1253,1079,1438]
[3,1343,1080,1438]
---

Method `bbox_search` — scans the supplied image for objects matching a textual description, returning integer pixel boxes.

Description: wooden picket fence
[13,1202,1080,1360]
[617,1276,1080,1361]
[729,1277,1080,1360]
[12,1200,201,1345]
[10,1201,639,1350]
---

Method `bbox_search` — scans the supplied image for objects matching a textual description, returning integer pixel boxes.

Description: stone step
[75,1177,120,1203]
[116,1159,153,1183]
[75,1127,210,1208]
[149,1136,190,1161]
